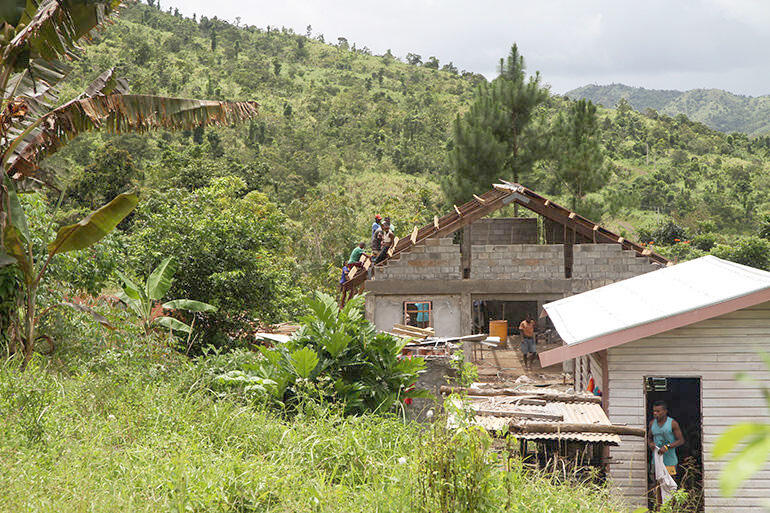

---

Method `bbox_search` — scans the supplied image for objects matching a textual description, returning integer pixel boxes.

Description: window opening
[404,301,432,329]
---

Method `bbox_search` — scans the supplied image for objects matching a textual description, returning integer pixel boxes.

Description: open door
[645,376,704,512]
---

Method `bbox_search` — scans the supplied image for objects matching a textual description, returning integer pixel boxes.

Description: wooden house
[539,255,770,512]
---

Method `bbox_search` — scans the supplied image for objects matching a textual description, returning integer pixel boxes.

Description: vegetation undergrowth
[0,304,622,513]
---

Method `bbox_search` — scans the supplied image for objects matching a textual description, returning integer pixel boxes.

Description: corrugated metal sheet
[544,255,770,347]
[469,396,620,445]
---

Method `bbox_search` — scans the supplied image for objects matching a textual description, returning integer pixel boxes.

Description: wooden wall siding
[606,302,770,512]
[575,354,604,397]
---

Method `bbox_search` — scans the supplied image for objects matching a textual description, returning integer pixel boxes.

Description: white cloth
[653,446,677,502]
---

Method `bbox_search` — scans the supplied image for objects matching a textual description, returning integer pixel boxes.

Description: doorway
[644,376,703,511]
[472,300,537,336]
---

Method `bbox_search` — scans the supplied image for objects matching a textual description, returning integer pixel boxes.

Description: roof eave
[539,285,770,367]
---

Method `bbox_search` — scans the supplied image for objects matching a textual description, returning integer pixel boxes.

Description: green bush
[691,232,719,251]
[213,292,426,415]
[711,236,770,270]
[126,177,303,340]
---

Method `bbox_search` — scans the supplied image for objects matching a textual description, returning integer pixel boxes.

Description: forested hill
[567,83,770,135]
[50,2,770,299]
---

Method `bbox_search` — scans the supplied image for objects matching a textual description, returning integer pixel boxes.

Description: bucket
[489,320,508,347]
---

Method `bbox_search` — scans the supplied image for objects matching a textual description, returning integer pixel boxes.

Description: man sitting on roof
[348,241,369,269]
[339,262,350,289]
[371,214,382,239]
[374,221,394,264]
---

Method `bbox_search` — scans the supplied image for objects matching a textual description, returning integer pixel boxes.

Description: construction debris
[254,322,301,344]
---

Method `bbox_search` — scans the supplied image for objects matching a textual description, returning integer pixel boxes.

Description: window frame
[403,301,433,329]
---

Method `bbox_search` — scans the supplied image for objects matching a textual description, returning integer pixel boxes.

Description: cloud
[163,0,770,96]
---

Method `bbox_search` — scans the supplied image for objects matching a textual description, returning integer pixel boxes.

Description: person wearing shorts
[518,314,537,369]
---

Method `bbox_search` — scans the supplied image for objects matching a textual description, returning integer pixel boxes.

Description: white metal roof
[544,255,770,347]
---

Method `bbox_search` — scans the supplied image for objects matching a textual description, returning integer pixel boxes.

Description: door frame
[643,374,704,511]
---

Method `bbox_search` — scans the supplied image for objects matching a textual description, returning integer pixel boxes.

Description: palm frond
[5,94,258,180]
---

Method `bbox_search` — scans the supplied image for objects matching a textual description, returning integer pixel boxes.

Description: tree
[126,177,302,327]
[443,44,548,206]
[424,56,439,69]
[406,53,422,66]
[0,1,259,365]
[550,99,607,210]
[68,143,141,211]
[442,61,459,75]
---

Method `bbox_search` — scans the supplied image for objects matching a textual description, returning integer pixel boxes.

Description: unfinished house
[341,183,669,338]
[539,256,770,512]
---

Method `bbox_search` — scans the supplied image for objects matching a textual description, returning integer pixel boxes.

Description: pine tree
[444,44,548,206]
[550,99,606,211]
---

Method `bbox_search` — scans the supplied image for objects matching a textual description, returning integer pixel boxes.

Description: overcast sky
[162,0,770,97]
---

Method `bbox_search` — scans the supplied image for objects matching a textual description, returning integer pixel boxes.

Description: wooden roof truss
[340,182,668,305]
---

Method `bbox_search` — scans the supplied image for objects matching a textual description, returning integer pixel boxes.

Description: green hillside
[567,83,770,135]
[48,2,770,295]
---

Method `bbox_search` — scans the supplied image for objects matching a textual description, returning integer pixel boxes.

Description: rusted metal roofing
[468,395,621,445]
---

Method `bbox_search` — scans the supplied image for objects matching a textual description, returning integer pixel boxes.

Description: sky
[162,0,770,97]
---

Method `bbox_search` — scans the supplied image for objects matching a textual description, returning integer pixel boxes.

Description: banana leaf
[48,191,138,255]
[156,316,192,334]
[162,299,217,313]
[5,94,258,180]
[146,257,176,300]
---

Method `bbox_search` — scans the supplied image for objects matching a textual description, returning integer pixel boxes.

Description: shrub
[711,236,770,270]
[213,292,426,414]
[126,177,303,337]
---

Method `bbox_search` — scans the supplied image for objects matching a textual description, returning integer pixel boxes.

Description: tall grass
[0,318,624,512]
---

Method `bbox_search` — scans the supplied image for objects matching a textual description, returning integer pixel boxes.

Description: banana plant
[0,1,258,365]
[1,181,137,366]
[117,257,217,340]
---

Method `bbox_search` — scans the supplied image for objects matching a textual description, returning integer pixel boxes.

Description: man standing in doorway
[518,313,537,370]
[647,400,685,505]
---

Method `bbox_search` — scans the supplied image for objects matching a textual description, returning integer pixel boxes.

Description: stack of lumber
[389,324,435,339]
[272,322,300,335]
[439,385,602,404]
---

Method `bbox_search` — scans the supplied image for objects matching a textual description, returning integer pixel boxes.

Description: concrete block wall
[377,237,461,280]
[572,244,657,281]
[470,244,564,280]
[470,218,538,245]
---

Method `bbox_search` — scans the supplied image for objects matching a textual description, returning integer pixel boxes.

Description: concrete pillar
[365,294,376,324]
[460,293,472,335]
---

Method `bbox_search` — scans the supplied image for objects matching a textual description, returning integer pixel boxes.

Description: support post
[461,225,472,279]
[461,293,472,336]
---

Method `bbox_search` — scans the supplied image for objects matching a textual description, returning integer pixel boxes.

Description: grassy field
[0,313,624,513]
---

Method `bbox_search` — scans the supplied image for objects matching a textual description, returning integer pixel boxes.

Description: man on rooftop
[374,221,394,263]
[348,241,369,268]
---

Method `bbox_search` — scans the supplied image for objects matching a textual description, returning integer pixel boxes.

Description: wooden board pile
[389,323,435,339]
[442,384,645,438]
